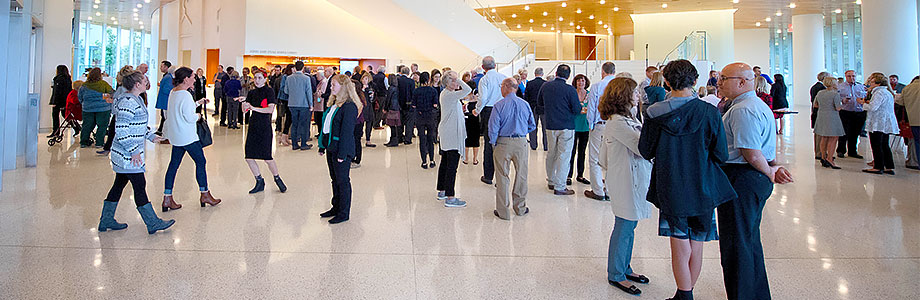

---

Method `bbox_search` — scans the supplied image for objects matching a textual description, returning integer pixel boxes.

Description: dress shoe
[862,169,883,174]
[848,154,864,159]
[421,163,428,169]
[493,210,508,220]
[625,274,650,284]
[328,215,349,224]
[554,189,575,195]
[609,280,641,295]
[384,142,399,147]
[906,165,920,170]
[883,169,896,175]
[480,176,493,185]
[576,177,590,185]
[320,210,336,218]
[365,142,377,148]
[547,184,554,190]
[429,162,436,169]
[161,195,182,212]
[515,207,530,216]
[566,178,573,185]
[837,152,846,158]
[584,190,607,201]
[199,191,222,207]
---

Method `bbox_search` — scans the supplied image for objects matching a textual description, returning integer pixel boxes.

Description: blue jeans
[607,216,637,282]
[163,141,208,194]
[289,107,311,148]
[912,126,920,164]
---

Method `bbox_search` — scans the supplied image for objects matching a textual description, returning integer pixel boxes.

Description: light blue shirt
[489,93,537,144]
[587,74,615,130]
[838,81,867,112]
[476,69,507,114]
[722,90,777,164]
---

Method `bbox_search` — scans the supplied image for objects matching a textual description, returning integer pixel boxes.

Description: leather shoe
[576,177,590,185]
[862,169,883,174]
[320,209,336,218]
[547,184,554,190]
[554,189,575,195]
[328,215,349,224]
[584,190,607,201]
[849,154,864,159]
[609,280,641,295]
[883,169,895,175]
[515,207,530,216]
[626,274,650,284]
[837,152,846,158]
[906,165,920,170]
[480,176,493,185]
[493,210,508,220]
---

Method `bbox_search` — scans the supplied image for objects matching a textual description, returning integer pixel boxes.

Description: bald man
[717,62,793,300]
[489,77,536,220]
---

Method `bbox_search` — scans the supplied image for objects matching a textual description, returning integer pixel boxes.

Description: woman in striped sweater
[97,71,175,235]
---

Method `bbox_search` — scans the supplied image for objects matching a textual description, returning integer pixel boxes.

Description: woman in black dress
[242,71,287,194]
[463,80,481,165]
[771,74,789,134]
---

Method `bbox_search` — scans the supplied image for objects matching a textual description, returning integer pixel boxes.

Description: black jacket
[524,77,546,114]
[319,101,358,160]
[373,72,387,94]
[194,75,207,100]
[51,74,72,106]
[412,86,439,121]
[809,82,825,103]
[397,75,416,109]
[638,99,737,217]
[386,87,399,111]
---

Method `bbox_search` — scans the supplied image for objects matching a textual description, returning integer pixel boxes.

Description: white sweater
[164,90,201,147]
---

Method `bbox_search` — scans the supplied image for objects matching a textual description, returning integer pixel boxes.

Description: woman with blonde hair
[599,77,652,296]
[644,71,666,105]
[754,76,773,110]
[813,77,845,169]
[318,74,362,224]
[859,73,900,174]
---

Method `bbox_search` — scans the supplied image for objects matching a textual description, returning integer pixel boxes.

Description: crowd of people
[44,52,920,300]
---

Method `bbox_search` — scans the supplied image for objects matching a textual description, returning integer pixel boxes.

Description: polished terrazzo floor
[0,106,917,299]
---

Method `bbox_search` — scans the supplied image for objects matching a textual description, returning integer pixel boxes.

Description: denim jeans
[607,216,638,282]
[289,107,311,148]
[163,141,208,194]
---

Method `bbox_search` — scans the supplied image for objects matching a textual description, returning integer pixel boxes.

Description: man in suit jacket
[525,67,547,150]
[397,66,416,144]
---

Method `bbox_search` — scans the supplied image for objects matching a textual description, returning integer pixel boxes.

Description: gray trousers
[494,137,529,219]
[587,123,606,196]
[545,129,574,190]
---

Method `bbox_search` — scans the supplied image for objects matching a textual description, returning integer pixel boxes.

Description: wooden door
[206,49,219,84]
[574,35,596,60]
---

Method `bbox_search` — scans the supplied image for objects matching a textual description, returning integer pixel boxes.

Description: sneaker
[437,191,447,201]
[444,198,467,207]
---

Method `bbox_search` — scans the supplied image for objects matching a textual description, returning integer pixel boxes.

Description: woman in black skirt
[463,91,481,165]
[242,71,287,194]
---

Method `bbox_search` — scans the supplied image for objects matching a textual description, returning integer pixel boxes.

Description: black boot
[274,175,287,193]
[249,176,265,194]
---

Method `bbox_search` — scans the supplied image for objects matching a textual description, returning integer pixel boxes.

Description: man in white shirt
[637,66,657,118]
[584,62,616,201]
[475,56,508,185]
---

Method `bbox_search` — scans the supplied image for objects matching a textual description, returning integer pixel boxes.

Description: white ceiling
[73,0,171,31]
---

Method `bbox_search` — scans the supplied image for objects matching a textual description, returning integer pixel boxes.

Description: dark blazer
[51,74,72,107]
[386,87,399,111]
[397,75,415,109]
[638,99,737,217]
[373,72,387,94]
[524,77,546,114]
[319,101,358,160]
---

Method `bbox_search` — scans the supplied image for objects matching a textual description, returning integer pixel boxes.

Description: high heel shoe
[161,195,182,212]
[820,159,831,168]
[274,176,287,193]
[199,191,222,207]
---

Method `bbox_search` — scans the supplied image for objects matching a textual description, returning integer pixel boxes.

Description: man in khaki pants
[489,78,537,220]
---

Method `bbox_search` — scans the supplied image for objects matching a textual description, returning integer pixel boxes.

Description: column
[555,30,563,60]
[792,14,824,108]
[861,0,920,79]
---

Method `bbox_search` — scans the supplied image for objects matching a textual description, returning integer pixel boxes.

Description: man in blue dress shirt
[489,77,536,220]
[836,70,868,158]
[585,62,616,201]
[717,62,794,300]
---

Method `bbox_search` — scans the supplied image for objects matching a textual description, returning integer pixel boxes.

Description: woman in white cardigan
[436,71,473,207]
[859,73,900,174]
[598,77,652,296]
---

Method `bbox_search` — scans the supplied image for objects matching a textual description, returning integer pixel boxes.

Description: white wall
[632,9,735,69]
[37,0,76,130]
[244,0,432,66]
[734,29,770,71]
[616,35,634,60]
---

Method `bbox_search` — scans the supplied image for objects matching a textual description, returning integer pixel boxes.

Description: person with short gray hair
[489,77,536,219]
[474,56,508,185]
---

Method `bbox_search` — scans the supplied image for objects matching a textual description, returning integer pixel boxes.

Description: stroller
[48,93,85,146]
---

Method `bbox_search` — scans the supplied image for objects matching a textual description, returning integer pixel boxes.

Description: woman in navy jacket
[318,74,361,224]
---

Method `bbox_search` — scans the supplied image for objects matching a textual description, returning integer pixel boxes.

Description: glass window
[85,22,104,77]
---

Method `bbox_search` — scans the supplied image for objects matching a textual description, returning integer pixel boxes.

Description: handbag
[196,105,213,148]
[385,110,401,126]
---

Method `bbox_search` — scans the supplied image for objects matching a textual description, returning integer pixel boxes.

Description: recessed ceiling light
[136,4,142,8]
[524,5,529,10]
[542,23,546,27]
[559,16,564,21]
[603,24,608,28]
[516,24,521,28]
[529,28,533,32]
[95,12,101,16]
[93,4,98,8]
[576,8,582,14]
[776,11,783,16]
[133,12,138,17]
[491,8,496,13]
[87,16,92,20]
[766,17,772,22]
[569,22,574,26]
[789,3,796,8]
[94,0,100,3]
[561,2,567,8]
[110,17,116,20]
[733,0,739,3]
[133,8,138,12]
[589,15,594,19]
[144,0,151,3]
[140,25,144,29]
[598,21,603,24]
[613,7,620,12]
[529,19,534,23]
[576,25,581,29]
[662,3,668,8]
[600,0,606,4]
[551,26,555,30]
[501,20,506,24]
[542,11,548,16]
[834,8,842,13]
[511,13,516,18]
[139,21,143,24]
[854,0,861,4]
[776,29,782,33]
[755,22,761,27]
[557,30,561,33]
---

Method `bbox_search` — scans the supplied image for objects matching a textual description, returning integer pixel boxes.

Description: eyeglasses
[719,76,753,82]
